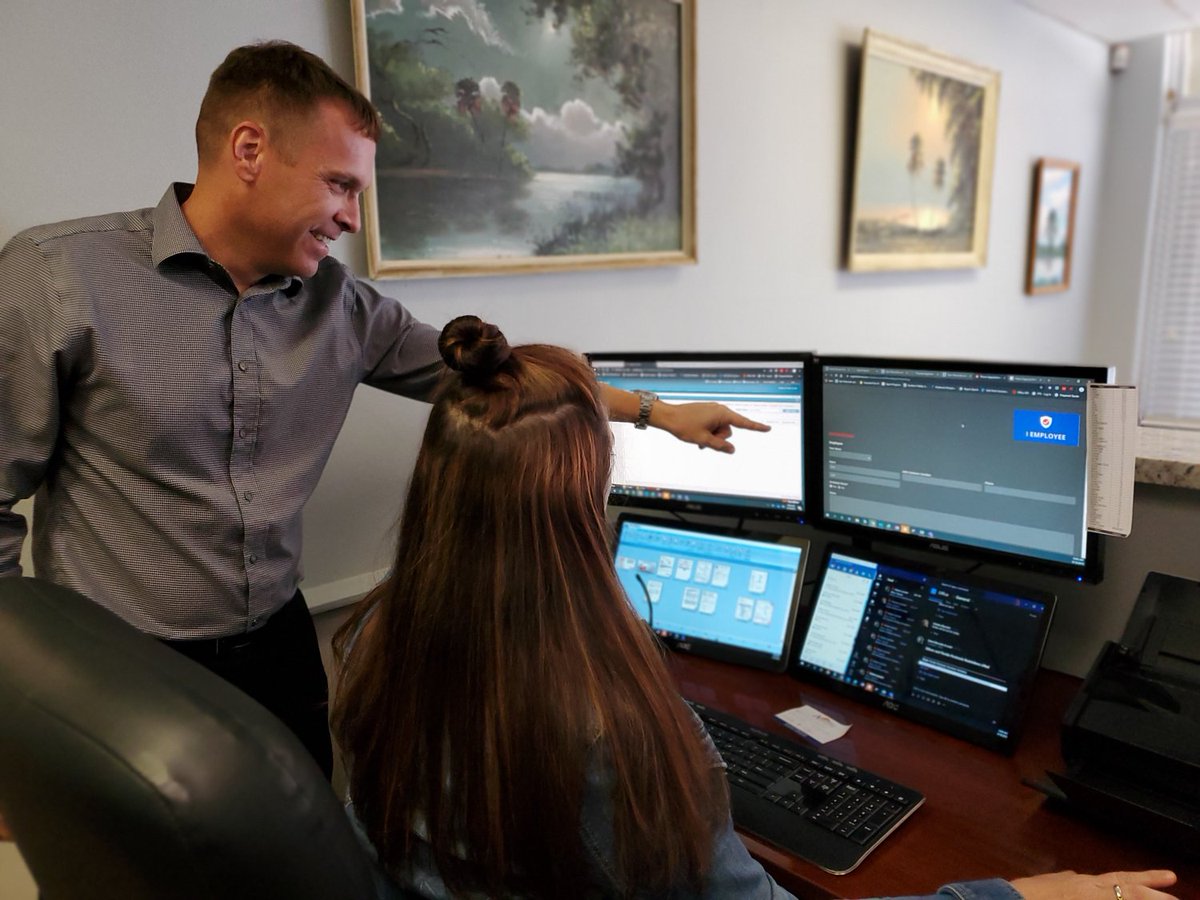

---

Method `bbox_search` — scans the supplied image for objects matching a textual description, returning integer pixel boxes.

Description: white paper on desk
[1086,384,1138,537]
[774,705,850,744]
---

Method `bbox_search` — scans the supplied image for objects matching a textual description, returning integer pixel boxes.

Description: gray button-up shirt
[0,183,443,638]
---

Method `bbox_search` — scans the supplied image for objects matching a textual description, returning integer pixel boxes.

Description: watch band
[633,389,658,430]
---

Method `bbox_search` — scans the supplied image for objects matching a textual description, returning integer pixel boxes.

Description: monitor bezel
[812,355,1109,583]
[791,542,1058,754]
[612,513,811,673]
[588,351,817,523]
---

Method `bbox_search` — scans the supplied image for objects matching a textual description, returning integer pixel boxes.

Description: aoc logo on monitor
[1012,410,1080,446]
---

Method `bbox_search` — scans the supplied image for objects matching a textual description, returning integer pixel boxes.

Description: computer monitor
[588,353,812,521]
[794,544,1056,753]
[613,514,810,672]
[816,356,1108,581]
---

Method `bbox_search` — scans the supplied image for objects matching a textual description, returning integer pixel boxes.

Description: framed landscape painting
[351,0,696,279]
[847,30,1000,272]
[1025,158,1079,294]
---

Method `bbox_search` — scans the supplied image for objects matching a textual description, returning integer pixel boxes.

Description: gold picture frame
[351,0,696,280]
[1025,158,1080,294]
[847,30,1000,272]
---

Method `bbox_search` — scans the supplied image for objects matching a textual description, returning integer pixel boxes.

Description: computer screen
[613,515,809,672]
[817,357,1108,581]
[588,353,811,521]
[794,545,1056,753]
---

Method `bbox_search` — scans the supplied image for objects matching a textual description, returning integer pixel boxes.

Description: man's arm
[350,297,769,451]
[0,232,66,577]
[350,277,446,401]
[598,383,770,454]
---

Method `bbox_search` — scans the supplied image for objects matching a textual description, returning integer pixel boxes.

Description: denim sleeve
[700,812,800,899]
[578,719,800,899]
[870,878,1023,899]
[670,817,1023,900]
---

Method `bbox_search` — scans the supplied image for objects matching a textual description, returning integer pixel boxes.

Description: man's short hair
[195,40,381,164]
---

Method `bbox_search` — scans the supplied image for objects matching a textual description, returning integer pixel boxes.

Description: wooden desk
[670,654,1198,900]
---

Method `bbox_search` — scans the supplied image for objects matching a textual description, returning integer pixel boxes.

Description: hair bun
[438,315,512,379]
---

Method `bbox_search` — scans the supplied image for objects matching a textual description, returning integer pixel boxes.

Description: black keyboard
[688,700,924,874]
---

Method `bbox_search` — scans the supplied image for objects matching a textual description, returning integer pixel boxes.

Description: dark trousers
[159,590,334,780]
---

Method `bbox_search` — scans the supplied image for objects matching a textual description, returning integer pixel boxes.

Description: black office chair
[0,576,395,900]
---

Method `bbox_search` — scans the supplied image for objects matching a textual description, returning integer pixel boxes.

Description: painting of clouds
[848,31,998,271]
[354,0,694,278]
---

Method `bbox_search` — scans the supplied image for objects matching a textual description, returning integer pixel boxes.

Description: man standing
[0,41,765,777]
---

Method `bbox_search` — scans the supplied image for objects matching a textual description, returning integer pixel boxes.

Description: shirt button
[250,616,261,628]
[239,428,247,438]
[238,361,249,372]
[243,491,253,501]
[249,554,257,565]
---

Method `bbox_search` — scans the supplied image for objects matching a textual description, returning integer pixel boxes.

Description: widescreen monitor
[816,357,1108,581]
[588,353,812,522]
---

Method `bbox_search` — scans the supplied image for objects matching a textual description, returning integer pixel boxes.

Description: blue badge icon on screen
[1013,410,1080,446]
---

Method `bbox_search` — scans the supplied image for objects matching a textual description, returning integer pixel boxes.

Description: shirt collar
[151,183,302,296]
[151,183,207,268]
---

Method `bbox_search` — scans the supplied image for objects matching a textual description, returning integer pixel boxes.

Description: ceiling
[1015,0,1200,44]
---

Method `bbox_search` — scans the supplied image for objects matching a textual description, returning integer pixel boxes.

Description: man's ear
[230,121,267,184]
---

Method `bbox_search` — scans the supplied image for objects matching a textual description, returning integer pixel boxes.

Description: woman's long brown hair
[331,317,726,897]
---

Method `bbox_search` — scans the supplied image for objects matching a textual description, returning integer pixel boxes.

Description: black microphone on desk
[634,573,669,657]
[634,572,655,633]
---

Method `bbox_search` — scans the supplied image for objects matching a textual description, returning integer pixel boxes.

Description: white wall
[1086,34,1169,382]
[4,0,1196,676]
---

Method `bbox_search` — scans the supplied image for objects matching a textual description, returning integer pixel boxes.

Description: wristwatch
[633,389,658,430]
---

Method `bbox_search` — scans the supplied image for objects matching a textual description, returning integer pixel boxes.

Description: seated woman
[330,316,1177,900]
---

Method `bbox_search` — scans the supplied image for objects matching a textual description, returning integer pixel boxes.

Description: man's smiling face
[250,98,375,280]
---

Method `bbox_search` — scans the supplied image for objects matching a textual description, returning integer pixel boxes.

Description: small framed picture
[1025,158,1080,294]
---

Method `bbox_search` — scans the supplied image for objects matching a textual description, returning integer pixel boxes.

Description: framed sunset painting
[847,30,999,272]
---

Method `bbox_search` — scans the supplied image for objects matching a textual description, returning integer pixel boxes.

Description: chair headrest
[0,577,387,900]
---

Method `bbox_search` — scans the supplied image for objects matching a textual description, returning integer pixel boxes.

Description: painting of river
[353,0,695,278]
[376,170,644,259]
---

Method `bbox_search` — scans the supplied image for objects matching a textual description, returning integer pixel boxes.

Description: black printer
[1045,571,1200,851]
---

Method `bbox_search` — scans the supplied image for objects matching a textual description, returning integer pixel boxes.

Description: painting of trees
[1025,158,1080,293]
[352,0,695,278]
[912,70,985,235]
[847,30,999,271]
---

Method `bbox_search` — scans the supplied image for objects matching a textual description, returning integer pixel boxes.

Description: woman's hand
[1009,869,1178,900]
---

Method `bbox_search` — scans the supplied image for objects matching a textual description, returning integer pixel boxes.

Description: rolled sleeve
[929,879,1024,900]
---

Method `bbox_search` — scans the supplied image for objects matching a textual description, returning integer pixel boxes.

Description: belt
[161,608,281,659]
[159,590,305,658]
